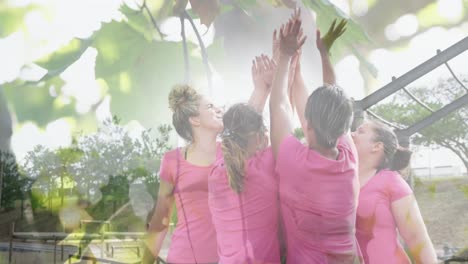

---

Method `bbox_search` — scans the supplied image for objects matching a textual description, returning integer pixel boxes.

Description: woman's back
[276,135,361,263]
[209,147,280,264]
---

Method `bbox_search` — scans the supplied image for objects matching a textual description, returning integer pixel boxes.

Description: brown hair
[221,103,265,193]
[370,121,412,171]
[168,84,201,142]
[304,85,353,148]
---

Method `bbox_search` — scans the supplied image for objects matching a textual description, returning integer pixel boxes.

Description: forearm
[292,72,308,136]
[320,50,336,85]
[270,54,293,155]
[406,233,437,264]
[248,88,269,113]
[394,197,437,264]
[146,195,173,257]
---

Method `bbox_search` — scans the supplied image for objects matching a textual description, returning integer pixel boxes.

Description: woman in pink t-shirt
[209,102,280,264]
[146,84,223,264]
[270,14,361,263]
[352,121,437,264]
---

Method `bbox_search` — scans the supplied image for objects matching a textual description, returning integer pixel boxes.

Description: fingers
[335,19,347,37]
[292,19,301,35]
[298,35,307,48]
[280,24,285,39]
[329,19,337,33]
[256,56,264,74]
[273,29,277,42]
[298,27,304,39]
[252,59,258,76]
[336,19,347,32]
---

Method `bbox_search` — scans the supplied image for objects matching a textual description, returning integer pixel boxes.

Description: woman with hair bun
[352,120,438,264]
[146,84,223,264]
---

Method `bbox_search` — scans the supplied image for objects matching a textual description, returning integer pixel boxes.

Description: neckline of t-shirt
[307,145,345,162]
[178,146,219,169]
[360,169,389,190]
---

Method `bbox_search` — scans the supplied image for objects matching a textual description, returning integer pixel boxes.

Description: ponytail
[222,135,248,193]
[390,147,412,171]
[221,103,265,193]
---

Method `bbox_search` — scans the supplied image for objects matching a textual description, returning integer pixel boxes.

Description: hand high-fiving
[252,54,277,93]
[279,9,307,57]
[317,19,347,54]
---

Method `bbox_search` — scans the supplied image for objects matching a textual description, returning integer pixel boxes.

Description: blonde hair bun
[168,84,199,112]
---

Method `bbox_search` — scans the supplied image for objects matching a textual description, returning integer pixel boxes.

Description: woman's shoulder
[162,148,180,161]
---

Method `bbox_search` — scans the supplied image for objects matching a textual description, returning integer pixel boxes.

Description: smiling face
[190,96,224,133]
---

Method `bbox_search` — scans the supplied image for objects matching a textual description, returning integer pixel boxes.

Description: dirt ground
[0,177,467,263]
[413,177,468,250]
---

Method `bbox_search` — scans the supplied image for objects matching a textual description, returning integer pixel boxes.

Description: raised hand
[252,54,277,93]
[279,16,307,57]
[317,19,347,54]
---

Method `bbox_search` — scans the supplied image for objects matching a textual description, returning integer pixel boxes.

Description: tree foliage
[371,76,468,172]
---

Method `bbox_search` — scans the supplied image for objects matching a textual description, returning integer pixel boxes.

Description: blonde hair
[221,103,264,193]
[168,84,201,142]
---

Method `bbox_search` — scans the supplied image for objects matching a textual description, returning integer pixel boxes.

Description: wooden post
[8,222,14,264]
[0,157,4,210]
[53,236,57,264]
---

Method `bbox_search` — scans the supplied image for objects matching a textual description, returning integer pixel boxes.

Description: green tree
[371,76,468,173]
[0,151,32,210]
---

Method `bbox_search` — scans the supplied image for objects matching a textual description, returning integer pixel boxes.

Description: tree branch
[180,15,190,83]
[141,0,165,40]
[439,140,468,172]
[183,10,213,92]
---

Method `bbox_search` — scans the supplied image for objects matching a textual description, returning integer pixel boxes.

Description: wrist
[319,48,330,57]
[279,53,292,62]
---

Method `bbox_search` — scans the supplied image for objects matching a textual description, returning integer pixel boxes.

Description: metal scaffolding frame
[353,36,468,147]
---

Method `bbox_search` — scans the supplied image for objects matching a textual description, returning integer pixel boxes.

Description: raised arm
[248,55,276,113]
[392,195,438,264]
[291,19,347,138]
[270,16,306,157]
[317,19,347,85]
[144,180,175,262]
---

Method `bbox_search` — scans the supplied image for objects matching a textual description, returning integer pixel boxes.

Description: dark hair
[221,103,265,193]
[304,85,353,148]
[370,121,412,171]
[168,84,201,142]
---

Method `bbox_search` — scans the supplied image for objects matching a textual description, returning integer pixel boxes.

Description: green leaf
[0,4,38,37]
[35,38,94,82]
[93,21,147,78]
[233,0,257,16]
[120,5,153,42]
[2,78,76,125]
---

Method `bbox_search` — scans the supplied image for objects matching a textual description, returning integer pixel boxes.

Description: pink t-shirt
[275,135,361,264]
[356,169,413,264]
[159,145,222,263]
[208,147,281,264]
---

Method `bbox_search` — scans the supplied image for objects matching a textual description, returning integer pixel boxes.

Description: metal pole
[396,93,468,138]
[357,37,468,110]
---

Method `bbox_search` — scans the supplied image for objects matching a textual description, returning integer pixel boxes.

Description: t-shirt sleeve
[337,133,358,163]
[386,171,413,202]
[159,152,174,184]
[275,135,303,173]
